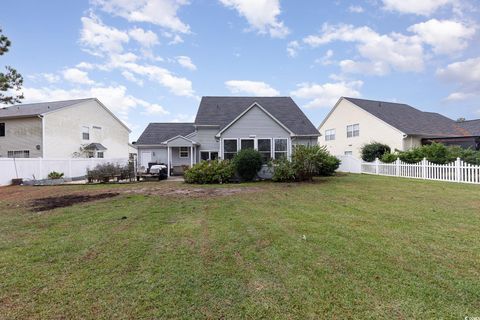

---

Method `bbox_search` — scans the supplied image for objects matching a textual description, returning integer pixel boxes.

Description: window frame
[179,146,189,158]
[347,124,360,138]
[97,151,104,158]
[257,138,272,164]
[200,150,219,161]
[274,138,288,160]
[223,139,238,160]
[0,122,5,137]
[240,138,255,150]
[82,126,90,140]
[344,151,353,156]
[325,129,335,141]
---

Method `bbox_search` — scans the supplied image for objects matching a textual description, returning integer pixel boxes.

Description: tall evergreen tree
[0,28,23,104]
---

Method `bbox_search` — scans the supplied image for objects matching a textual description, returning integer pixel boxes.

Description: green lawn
[0,174,479,319]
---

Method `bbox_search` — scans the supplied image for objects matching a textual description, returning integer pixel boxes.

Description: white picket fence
[361,158,480,184]
[0,158,129,186]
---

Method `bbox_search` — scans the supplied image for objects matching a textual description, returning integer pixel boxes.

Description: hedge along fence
[362,157,480,184]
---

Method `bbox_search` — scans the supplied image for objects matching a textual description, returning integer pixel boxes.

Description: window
[240,139,254,150]
[344,151,353,156]
[7,150,30,158]
[258,139,271,164]
[0,123,5,137]
[200,151,219,161]
[325,129,335,141]
[97,152,104,158]
[347,124,360,138]
[223,139,238,160]
[274,138,288,160]
[179,147,189,158]
[82,126,90,140]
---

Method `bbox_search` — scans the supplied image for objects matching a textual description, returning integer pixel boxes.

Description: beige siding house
[135,96,320,176]
[0,98,131,158]
[319,97,479,158]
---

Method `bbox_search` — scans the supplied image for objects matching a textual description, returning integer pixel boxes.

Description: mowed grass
[0,174,479,319]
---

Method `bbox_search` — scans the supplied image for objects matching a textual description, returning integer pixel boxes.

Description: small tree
[232,149,263,181]
[291,145,340,181]
[361,142,391,162]
[0,28,23,104]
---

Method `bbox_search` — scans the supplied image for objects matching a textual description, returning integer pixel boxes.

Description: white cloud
[437,57,480,101]
[171,113,195,122]
[176,56,197,71]
[92,0,191,34]
[122,71,144,86]
[382,0,454,16]
[287,40,300,57]
[128,27,159,47]
[140,102,169,115]
[80,14,129,55]
[348,5,364,13]
[28,73,60,84]
[219,0,289,38]
[304,24,424,74]
[315,49,334,66]
[76,62,95,70]
[225,80,280,96]
[339,60,390,76]
[62,68,96,85]
[290,81,363,109]
[408,19,476,54]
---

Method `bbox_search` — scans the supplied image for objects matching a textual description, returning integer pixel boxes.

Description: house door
[141,152,152,169]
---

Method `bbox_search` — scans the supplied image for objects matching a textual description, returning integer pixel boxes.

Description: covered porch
[165,135,200,176]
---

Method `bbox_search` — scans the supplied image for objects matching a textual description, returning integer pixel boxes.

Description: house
[135,96,319,175]
[0,98,131,158]
[319,97,480,157]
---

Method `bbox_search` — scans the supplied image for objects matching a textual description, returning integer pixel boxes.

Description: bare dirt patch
[30,193,120,212]
[123,186,261,198]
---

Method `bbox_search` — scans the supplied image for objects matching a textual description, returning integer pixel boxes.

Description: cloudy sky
[1,0,479,140]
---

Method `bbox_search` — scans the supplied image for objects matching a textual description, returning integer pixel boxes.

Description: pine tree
[0,28,23,104]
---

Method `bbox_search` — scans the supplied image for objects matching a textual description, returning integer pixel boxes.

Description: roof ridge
[9,97,95,108]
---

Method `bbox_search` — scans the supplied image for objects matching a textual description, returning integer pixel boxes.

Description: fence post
[455,157,461,183]
[396,158,400,177]
[375,158,379,175]
[422,158,426,180]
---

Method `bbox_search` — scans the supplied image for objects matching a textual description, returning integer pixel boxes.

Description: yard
[0,174,479,319]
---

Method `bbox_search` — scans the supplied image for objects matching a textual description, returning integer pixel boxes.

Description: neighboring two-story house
[319,97,480,157]
[0,98,131,158]
[135,96,320,175]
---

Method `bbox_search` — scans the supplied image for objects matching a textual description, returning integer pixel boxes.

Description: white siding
[0,117,43,158]
[319,99,406,158]
[43,100,130,158]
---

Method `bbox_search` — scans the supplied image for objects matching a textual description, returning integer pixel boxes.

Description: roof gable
[136,123,195,145]
[195,97,319,136]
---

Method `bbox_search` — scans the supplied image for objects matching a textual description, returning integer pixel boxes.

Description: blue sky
[1,0,479,140]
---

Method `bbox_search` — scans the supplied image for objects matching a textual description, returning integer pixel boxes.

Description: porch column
[190,145,193,167]
[167,146,170,177]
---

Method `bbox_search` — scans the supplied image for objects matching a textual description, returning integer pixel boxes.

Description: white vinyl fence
[361,158,480,184]
[0,158,128,186]
[337,155,362,173]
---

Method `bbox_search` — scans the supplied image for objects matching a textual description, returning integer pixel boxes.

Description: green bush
[361,142,391,162]
[184,160,234,184]
[47,171,64,179]
[288,145,340,181]
[381,152,398,163]
[232,149,263,181]
[271,158,296,182]
[389,142,480,165]
[87,163,123,182]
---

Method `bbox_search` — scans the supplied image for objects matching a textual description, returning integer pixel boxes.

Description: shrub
[271,158,296,182]
[87,163,123,182]
[361,142,391,162]
[232,149,263,181]
[381,152,398,163]
[291,145,340,181]
[184,160,234,184]
[391,143,480,165]
[48,171,64,179]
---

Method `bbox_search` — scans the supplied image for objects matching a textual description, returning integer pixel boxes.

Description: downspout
[38,115,45,158]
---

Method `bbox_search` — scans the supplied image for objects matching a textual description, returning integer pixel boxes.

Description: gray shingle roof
[195,96,319,136]
[0,98,94,118]
[344,97,472,137]
[136,123,195,145]
[456,119,480,136]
